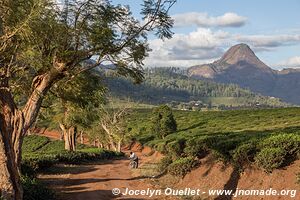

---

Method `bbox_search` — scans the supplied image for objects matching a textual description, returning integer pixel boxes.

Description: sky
[112,0,300,69]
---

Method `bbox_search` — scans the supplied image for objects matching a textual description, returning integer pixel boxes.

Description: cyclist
[129,151,139,168]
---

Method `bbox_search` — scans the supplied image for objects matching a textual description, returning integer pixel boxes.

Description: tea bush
[255,147,286,172]
[22,135,50,153]
[166,139,186,159]
[258,134,300,155]
[158,156,173,173]
[168,157,199,177]
[22,175,55,200]
[183,137,210,158]
[232,142,258,167]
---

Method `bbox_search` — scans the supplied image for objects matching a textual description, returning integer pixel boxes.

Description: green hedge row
[158,156,199,178]
[22,175,55,200]
[156,133,300,174]
[22,148,124,174]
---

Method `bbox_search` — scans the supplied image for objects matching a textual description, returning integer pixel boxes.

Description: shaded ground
[39,157,160,200]
[37,130,162,200]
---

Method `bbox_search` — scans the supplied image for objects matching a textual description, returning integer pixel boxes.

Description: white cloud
[235,34,300,48]
[173,12,247,28]
[144,27,300,68]
[144,28,229,67]
[277,56,300,68]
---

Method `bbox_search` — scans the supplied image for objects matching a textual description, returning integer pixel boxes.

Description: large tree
[99,103,132,152]
[151,105,177,139]
[0,0,175,199]
[45,71,105,151]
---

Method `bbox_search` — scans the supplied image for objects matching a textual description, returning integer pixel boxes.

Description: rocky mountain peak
[215,43,270,70]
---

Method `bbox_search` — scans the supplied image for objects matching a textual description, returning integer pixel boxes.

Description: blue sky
[113,0,300,69]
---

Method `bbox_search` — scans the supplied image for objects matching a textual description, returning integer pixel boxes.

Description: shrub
[137,134,156,145]
[259,134,300,155]
[22,175,55,200]
[210,149,229,162]
[166,139,186,159]
[168,156,199,177]
[255,147,286,172]
[154,142,167,154]
[150,105,177,139]
[22,135,50,153]
[21,162,38,178]
[183,137,210,158]
[37,140,65,153]
[22,154,59,172]
[22,149,124,172]
[58,149,124,164]
[158,156,173,173]
[232,142,258,167]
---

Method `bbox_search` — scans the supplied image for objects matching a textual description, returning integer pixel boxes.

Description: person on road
[129,151,139,168]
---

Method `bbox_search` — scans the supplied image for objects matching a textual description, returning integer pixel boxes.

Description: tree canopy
[151,105,177,139]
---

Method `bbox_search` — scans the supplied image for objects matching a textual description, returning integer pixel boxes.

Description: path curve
[37,131,164,200]
[40,156,160,200]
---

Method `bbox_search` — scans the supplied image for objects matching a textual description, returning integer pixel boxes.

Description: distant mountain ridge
[103,67,289,108]
[188,44,300,104]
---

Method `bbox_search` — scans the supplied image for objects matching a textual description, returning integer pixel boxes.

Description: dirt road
[39,157,161,200]
[37,131,165,200]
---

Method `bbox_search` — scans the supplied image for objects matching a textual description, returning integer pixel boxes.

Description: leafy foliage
[127,108,300,172]
[167,157,199,177]
[158,156,173,173]
[255,148,286,172]
[40,71,105,130]
[232,142,258,168]
[150,105,177,138]
[22,135,124,172]
[166,138,186,159]
[22,135,50,153]
[183,137,211,158]
[21,176,55,200]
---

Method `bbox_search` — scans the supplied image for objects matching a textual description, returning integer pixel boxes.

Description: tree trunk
[109,140,117,151]
[0,124,23,200]
[0,78,25,200]
[101,124,117,151]
[0,58,65,199]
[80,131,84,144]
[60,130,64,141]
[96,139,100,148]
[62,126,77,151]
[41,127,47,135]
[117,139,122,152]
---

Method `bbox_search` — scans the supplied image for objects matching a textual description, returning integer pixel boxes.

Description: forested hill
[103,67,290,108]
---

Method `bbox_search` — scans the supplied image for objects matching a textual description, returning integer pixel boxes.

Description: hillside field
[127,107,300,172]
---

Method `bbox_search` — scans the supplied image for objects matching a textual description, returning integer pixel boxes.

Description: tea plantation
[127,108,300,175]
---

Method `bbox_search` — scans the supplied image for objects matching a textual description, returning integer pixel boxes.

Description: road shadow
[40,159,128,175]
[41,165,98,175]
[55,188,155,200]
[56,189,114,200]
[214,167,240,200]
[41,175,151,189]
